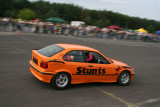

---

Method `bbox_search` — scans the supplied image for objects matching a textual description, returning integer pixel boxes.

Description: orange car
[29,44,134,89]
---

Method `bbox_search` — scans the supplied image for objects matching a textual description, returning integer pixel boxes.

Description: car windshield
[37,45,64,57]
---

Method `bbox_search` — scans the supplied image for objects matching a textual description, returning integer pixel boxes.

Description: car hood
[110,58,128,67]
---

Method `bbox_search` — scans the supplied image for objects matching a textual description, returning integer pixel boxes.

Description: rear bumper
[29,61,54,83]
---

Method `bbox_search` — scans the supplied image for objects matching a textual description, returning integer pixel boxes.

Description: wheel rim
[121,73,130,84]
[56,74,68,88]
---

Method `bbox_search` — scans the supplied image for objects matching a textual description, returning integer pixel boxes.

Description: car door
[62,50,90,83]
[84,51,118,82]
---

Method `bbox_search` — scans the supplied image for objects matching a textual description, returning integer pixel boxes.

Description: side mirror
[98,59,101,64]
[98,59,105,64]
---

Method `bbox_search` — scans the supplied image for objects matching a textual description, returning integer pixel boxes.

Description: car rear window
[37,45,64,57]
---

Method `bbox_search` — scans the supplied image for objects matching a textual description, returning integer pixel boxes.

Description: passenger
[66,55,74,61]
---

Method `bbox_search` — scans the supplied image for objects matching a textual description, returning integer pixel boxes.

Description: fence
[0,21,159,42]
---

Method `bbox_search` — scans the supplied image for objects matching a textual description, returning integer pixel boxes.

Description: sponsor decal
[76,67,106,75]
[116,66,120,72]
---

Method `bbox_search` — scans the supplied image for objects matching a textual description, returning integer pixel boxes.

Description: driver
[86,52,93,62]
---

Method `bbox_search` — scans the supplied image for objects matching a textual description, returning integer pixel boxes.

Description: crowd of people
[0,17,160,42]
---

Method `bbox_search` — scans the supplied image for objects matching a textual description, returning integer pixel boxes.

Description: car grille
[33,57,38,65]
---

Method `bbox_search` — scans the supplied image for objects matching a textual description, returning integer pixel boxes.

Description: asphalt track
[0,32,160,107]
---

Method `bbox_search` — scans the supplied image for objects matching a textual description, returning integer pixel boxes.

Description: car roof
[56,43,98,51]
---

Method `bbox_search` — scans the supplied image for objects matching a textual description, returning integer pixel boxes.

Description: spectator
[16,22,21,34]
[0,17,159,43]
[2,17,9,31]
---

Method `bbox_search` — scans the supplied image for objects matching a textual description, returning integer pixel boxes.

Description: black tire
[51,72,71,90]
[117,71,131,86]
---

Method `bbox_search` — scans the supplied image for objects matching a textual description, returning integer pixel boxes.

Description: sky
[30,0,160,21]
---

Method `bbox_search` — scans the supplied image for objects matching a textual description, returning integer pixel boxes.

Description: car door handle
[88,65,93,67]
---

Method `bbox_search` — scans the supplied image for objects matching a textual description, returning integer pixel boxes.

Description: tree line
[0,0,160,33]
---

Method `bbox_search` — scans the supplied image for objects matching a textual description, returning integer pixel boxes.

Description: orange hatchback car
[29,44,134,89]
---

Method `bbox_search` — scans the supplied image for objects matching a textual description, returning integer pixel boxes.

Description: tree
[103,20,112,27]
[51,3,82,21]
[0,0,31,18]
[0,0,13,17]
[96,19,111,27]
[147,25,156,33]
[1,0,160,30]
[17,8,35,20]
[14,0,31,9]
[31,0,51,20]
[45,9,58,19]
[83,16,92,25]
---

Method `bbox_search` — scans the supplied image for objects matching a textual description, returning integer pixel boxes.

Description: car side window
[63,50,85,62]
[84,51,110,64]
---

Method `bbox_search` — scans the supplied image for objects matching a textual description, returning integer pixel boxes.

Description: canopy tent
[45,17,66,23]
[126,29,136,32]
[136,28,148,33]
[32,18,39,22]
[156,30,160,35]
[107,25,121,30]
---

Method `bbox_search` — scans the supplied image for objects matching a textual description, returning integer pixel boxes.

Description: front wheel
[51,73,71,90]
[117,71,131,86]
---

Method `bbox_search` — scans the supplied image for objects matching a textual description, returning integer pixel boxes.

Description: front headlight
[122,66,132,69]
[132,69,135,73]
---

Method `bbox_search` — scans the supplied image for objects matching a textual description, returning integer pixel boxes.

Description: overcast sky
[30,0,160,21]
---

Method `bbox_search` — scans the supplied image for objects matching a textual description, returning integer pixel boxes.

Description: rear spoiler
[32,48,41,50]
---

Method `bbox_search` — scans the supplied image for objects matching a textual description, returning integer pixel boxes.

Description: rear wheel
[117,71,131,86]
[51,73,71,90]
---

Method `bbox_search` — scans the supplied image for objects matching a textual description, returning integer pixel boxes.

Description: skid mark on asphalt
[5,45,27,55]
[94,86,137,107]
[0,44,30,56]
[18,35,41,45]
[136,98,160,106]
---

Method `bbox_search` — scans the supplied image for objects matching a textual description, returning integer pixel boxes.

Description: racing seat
[73,55,84,62]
